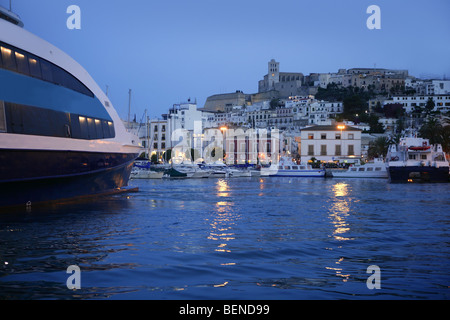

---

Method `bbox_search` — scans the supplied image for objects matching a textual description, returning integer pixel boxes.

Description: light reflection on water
[0,177,449,299]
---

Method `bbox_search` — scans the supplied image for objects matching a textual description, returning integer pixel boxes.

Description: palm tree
[419,117,443,145]
[368,136,391,159]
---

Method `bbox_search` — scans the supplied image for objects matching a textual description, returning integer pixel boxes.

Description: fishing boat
[0,7,141,207]
[268,157,325,177]
[330,158,388,178]
[386,136,449,183]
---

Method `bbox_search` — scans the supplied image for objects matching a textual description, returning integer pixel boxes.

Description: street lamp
[337,124,345,164]
[220,126,227,163]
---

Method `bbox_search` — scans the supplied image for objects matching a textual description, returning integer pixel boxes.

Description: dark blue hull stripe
[388,166,449,183]
[0,149,137,207]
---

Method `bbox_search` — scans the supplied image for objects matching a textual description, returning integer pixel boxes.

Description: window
[1,46,16,71]
[358,167,365,171]
[335,145,341,156]
[367,167,373,171]
[292,166,298,170]
[321,133,326,139]
[348,145,354,155]
[375,167,381,171]
[28,57,42,78]
[308,145,314,156]
[153,143,158,149]
[320,145,327,155]
[2,102,114,139]
[421,155,427,160]
[348,133,354,139]
[0,101,6,132]
[15,52,29,75]
[335,133,341,140]
[161,142,165,149]
[0,41,93,97]
[308,133,314,139]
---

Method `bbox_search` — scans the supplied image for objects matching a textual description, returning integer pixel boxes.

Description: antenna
[9,0,11,11]
[128,89,132,129]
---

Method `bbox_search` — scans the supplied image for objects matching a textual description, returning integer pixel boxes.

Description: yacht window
[366,167,373,171]
[0,101,6,132]
[351,168,357,171]
[108,121,115,137]
[409,154,416,160]
[78,116,89,139]
[284,166,290,170]
[95,119,103,138]
[278,166,283,170]
[421,155,427,160]
[28,57,42,78]
[292,166,298,170]
[15,52,29,75]
[358,167,365,171]
[40,60,54,82]
[375,167,381,171]
[87,118,96,139]
[1,46,16,71]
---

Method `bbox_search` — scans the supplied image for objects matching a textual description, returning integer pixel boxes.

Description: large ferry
[386,136,449,183]
[0,7,141,207]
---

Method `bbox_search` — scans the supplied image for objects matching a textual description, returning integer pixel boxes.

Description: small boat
[269,157,325,177]
[199,161,227,178]
[226,167,251,177]
[330,158,388,178]
[130,161,164,179]
[386,136,449,183]
[173,163,210,178]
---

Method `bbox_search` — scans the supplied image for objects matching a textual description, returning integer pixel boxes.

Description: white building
[300,125,362,163]
[390,94,450,113]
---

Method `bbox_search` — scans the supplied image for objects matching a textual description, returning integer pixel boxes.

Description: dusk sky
[4,0,450,120]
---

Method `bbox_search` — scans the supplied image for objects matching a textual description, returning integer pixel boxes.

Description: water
[0,177,449,300]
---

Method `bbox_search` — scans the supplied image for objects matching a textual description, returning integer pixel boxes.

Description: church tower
[268,59,280,89]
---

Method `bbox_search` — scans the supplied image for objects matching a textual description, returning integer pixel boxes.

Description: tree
[150,153,158,164]
[425,97,435,114]
[419,117,443,146]
[368,136,391,159]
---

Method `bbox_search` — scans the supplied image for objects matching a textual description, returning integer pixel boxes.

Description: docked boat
[130,161,164,179]
[386,136,449,183]
[199,161,227,178]
[331,158,388,178]
[269,158,325,177]
[0,8,141,207]
[173,162,210,178]
[226,167,252,178]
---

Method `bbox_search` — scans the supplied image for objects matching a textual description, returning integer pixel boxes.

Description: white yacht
[0,7,141,207]
[331,158,388,178]
[268,157,325,177]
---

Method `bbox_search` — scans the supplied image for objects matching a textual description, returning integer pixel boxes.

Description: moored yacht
[0,8,141,207]
[386,136,449,183]
[331,158,388,178]
[268,157,325,177]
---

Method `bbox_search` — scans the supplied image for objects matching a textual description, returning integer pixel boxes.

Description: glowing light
[337,125,346,130]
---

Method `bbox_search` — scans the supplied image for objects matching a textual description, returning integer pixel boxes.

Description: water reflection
[326,182,353,282]
[207,180,237,254]
[329,183,352,241]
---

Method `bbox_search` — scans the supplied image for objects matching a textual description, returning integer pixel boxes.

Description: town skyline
[6,0,450,120]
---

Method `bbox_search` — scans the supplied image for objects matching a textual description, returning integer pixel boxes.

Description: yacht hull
[0,149,136,208]
[388,166,449,183]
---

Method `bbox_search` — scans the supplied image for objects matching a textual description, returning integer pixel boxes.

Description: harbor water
[0,177,449,300]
